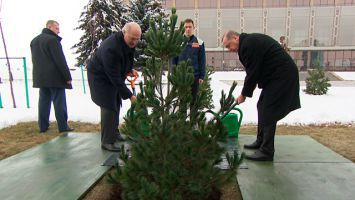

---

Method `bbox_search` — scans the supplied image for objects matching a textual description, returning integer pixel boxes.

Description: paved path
[237,135,355,200]
[0,133,111,200]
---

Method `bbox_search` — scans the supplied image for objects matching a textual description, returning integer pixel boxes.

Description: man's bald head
[123,22,141,48]
[222,30,240,52]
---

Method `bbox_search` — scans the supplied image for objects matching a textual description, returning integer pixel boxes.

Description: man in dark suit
[30,20,73,133]
[222,31,301,161]
[87,22,141,152]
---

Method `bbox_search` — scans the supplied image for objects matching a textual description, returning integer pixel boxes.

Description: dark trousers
[255,122,277,156]
[38,88,69,132]
[191,78,199,104]
[100,107,120,144]
[256,92,277,156]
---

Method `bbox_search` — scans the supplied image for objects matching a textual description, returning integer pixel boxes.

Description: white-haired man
[87,22,141,151]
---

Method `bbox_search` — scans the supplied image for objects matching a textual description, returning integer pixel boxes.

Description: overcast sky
[0,0,88,68]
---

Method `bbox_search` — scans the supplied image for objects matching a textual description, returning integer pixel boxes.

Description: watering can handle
[220,101,239,119]
[205,101,240,122]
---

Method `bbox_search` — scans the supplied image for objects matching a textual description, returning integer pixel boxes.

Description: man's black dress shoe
[59,128,74,133]
[116,133,126,141]
[101,143,121,152]
[40,129,48,133]
[243,141,261,149]
[245,150,273,161]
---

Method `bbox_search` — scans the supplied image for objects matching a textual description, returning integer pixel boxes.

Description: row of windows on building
[207,50,355,71]
[164,0,355,9]
[174,6,355,47]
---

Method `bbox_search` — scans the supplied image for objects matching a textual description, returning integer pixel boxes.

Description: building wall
[162,0,355,71]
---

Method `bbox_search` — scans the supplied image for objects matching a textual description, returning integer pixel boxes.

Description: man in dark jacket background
[87,22,140,152]
[222,31,301,161]
[173,18,206,103]
[30,20,73,133]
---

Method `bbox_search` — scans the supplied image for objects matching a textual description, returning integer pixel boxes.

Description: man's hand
[236,94,246,105]
[130,95,137,103]
[127,69,139,78]
[198,79,204,84]
[67,80,72,85]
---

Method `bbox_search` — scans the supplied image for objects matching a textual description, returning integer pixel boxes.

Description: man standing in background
[173,18,206,103]
[30,20,74,133]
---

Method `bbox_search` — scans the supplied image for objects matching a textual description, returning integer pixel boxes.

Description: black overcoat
[87,32,134,112]
[30,28,72,89]
[238,33,301,125]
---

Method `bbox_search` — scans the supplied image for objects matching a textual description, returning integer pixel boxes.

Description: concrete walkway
[0,133,111,200]
[237,135,355,200]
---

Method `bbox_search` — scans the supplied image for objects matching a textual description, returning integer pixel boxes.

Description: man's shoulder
[102,32,123,47]
[192,35,204,46]
[197,38,204,46]
[30,34,40,44]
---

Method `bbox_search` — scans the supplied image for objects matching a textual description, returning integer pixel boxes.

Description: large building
[162,0,355,71]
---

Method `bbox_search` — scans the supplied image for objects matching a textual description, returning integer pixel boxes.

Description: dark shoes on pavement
[245,150,273,161]
[102,133,125,152]
[101,143,121,152]
[243,141,261,149]
[59,128,74,133]
[116,133,126,141]
[40,127,74,133]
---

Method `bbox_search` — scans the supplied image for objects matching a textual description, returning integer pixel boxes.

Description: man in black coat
[87,22,141,152]
[30,20,73,133]
[222,31,301,161]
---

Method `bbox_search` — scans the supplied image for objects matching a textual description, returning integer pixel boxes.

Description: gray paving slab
[0,133,111,200]
[237,135,355,200]
[238,162,355,200]
[239,135,350,163]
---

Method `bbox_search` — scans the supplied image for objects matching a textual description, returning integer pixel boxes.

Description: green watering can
[126,108,150,136]
[221,107,243,137]
[210,102,243,138]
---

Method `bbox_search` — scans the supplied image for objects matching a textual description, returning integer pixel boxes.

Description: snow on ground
[333,72,355,81]
[0,71,355,129]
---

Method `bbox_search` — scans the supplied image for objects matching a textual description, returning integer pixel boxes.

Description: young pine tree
[128,0,168,69]
[72,0,130,66]
[304,61,331,95]
[109,8,243,200]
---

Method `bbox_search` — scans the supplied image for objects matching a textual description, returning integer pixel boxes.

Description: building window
[162,0,174,9]
[337,7,355,46]
[267,8,287,41]
[265,0,287,7]
[290,8,310,47]
[313,0,335,6]
[198,0,217,8]
[243,0,263,8]
[314,7,333,46]
[337,0,355,5]
[221,9,240,35]
[199,9,217,48]
[175,0,195,9]
[351,50,355,67]
[220,0,240,8]
[290,0,311,7]
[243,9,263,33]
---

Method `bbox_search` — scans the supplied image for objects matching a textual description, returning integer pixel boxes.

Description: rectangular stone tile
[0,133,111,200]
[239,135,350,163]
